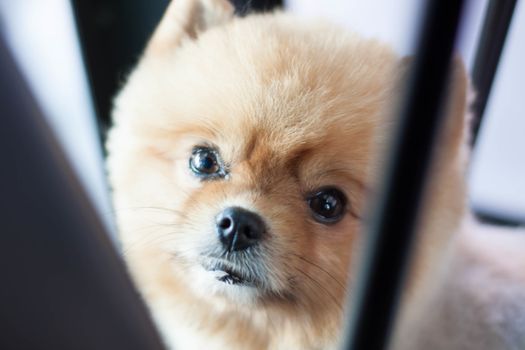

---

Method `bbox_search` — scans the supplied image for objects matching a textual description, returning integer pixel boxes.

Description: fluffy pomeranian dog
[107,0,525,349]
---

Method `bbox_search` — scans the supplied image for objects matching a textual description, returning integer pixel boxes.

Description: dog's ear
[146,0,234,55]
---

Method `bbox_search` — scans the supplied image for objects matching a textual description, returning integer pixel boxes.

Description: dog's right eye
[307,187,347,224]
[189,147,224,179]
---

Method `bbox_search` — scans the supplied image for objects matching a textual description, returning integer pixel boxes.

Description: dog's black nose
[216,207,265,251]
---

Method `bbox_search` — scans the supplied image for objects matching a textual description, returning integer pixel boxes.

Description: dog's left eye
[307,187,347,224]
[189,147,223,178]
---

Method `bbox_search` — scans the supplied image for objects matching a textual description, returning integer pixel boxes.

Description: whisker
[291,253,347,291]
[122,234,174,255]
[112,206,187,218]
[294,266,343,312]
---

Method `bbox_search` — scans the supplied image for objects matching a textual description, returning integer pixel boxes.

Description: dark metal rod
[230,0,283,15]
[0,33,165,350]
[341,1,465,349]
[470,0,517,145]
[71,0,169,132]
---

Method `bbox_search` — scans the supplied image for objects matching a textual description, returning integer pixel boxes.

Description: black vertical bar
[341,1,465,350]
[71,0,169,132]
[0,34,165,350]
[230,0,283,15]
[470,0,517,145]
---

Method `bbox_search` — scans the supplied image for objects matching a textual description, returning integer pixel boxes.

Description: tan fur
[106,1,525,349]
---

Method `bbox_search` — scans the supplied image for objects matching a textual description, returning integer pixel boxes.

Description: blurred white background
[0,0,523,224]
[468,1,525,223]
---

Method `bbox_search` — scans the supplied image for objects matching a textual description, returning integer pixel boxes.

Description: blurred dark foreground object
[0,32,165,350]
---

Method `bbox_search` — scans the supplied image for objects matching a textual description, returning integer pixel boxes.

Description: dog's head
[107,0,469,340]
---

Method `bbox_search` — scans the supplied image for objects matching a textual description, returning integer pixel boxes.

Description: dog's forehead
[210,115,374,185]
[165,29,395,144]
[146,15,398,116]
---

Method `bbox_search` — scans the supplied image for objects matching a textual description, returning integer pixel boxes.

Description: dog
[106,0,525,349]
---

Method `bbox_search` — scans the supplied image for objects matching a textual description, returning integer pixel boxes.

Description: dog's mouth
[202,260,257,286]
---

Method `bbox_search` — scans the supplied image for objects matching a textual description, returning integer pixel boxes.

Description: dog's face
[107,0,467,342]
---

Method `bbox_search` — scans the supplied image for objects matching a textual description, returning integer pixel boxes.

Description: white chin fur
[187,264,263,304]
